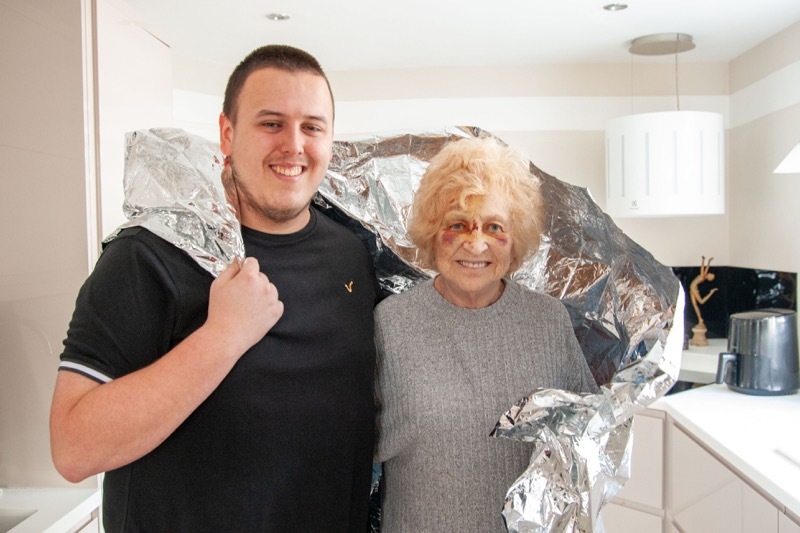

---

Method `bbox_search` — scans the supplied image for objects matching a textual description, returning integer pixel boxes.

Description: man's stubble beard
[228,156,312,226]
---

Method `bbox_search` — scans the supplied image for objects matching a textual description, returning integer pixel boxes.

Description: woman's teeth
[459,261,489,268]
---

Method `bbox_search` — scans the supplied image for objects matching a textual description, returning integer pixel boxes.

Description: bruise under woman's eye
[491,232,509,245]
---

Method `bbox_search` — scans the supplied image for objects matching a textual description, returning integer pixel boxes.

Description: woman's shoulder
[375,279,436,315]
[507,280,570,315]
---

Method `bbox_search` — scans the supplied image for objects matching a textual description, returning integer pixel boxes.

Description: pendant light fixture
[605,33,725,217]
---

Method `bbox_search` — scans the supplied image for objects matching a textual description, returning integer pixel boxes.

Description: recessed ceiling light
[603,3,628,11]
[266,13,291,21]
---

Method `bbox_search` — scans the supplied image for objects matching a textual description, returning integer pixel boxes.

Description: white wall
[727,24,800,275]
[96,0,173,239]
[0,0,92,488]
[0,0,174,490]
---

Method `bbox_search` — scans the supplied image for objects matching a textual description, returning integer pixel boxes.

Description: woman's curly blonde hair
[408,137,544,274]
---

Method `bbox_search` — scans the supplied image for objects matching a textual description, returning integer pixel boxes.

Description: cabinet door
[75,515,100,532]
[742,482,779,533]
[602,502,663,533]
[667,422,778,533]
[615,412,664,509]
[780,512,800,533]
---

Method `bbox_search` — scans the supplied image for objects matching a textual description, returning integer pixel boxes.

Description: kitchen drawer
[614,410,664,510]
[602,502,662,533]
[667,422,779,533]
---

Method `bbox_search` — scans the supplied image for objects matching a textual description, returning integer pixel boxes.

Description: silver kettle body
[715,308,799,396]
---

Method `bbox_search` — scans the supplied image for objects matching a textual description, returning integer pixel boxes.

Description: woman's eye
[449,222,465,231]
[487,223,503,233]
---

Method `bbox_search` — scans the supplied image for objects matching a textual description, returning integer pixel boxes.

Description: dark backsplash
[672,265,797,339]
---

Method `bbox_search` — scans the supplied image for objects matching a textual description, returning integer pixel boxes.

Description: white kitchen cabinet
[602,502,663,533]
[75,515,100,532]
[781,512,800,533]
[628,385,800,533]
[601,410,665,533]
[667,421,782,533]
[0,488,100,533]
[615,411,664,509]
[599,391,800,533]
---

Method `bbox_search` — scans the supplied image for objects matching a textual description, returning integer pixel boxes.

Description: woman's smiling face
[433,194,514,308]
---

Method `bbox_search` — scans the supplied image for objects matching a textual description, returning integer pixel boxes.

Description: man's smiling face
[219,67,333,234]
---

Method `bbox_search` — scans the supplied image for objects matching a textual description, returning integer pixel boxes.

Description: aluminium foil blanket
[113,126,683,533]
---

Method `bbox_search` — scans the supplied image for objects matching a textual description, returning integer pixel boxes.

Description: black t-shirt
[60,208,378,532]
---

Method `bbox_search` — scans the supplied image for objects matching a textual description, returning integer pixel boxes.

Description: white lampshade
[774,142,800,174]
[605,111,725,217]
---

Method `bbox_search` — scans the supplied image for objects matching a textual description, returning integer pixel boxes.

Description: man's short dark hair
[222,44,334,124]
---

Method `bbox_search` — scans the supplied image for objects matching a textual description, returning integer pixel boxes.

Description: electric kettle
[715,308,799,395]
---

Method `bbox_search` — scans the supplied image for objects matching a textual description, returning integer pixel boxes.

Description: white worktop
[653,383,800,518]
[678,337,727,384]
[0,487,99,532]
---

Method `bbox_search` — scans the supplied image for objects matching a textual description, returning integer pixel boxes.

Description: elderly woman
[374,137,600,532]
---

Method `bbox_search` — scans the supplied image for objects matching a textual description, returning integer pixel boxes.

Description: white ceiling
[121,0,800,72]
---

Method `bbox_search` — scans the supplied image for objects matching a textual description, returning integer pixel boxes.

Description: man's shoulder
[99,226,209,278]
[314,208,361,237]
[104,226,181,254]
[313,209,375,259]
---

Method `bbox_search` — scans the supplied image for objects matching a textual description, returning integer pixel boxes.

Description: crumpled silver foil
[111,126,682,533]
[103,128,244,276]
[490,291,683,532]
[317,126,683,533]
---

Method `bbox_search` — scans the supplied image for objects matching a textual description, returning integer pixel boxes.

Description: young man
[50,45,378,531]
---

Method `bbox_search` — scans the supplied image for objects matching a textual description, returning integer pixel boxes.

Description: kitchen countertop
[0,487,99,532]
[653,383,800,518]
[678,337,727,384]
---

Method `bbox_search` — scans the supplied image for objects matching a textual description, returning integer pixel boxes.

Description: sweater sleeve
[373,300,415,463]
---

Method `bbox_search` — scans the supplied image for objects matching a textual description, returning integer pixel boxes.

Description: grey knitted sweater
[374,278,599,533]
